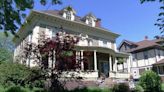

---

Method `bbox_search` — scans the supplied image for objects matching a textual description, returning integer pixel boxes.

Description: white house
[13,6,130,80]
[118,37,164,79]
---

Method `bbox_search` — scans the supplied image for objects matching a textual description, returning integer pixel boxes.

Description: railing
[60,71,99,80]
[109,72,130,79]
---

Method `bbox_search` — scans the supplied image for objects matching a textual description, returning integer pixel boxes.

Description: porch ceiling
[115,52,129,58]
[75,46,129,58]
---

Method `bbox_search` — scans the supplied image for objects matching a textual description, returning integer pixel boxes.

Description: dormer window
[83,13,97,27]
[66,11,71,20]
[61,6,76,21]
[88,18,92,26]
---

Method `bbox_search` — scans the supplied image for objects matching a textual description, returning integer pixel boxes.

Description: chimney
[96,18,101,27]
[144,36,148,40]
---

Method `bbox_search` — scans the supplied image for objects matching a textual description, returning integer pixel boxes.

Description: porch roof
[153,59,164,66]
[75,46,129,58]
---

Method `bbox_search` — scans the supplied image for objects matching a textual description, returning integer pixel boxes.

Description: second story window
[144,51,148,59]
[103,40,108,47]
[66,11,71,20]
[52,28,58,37]
[158,50,161,58]
[133,53,137,61]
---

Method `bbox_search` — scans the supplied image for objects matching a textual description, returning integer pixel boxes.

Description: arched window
[66,11,71,20]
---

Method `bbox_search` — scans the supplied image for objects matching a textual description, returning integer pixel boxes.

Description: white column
[114,57,118,72]
[48,50,56,68]
[127,57,131,73]
[81,50,84,71]
[94,50,98,71]
[109,55,112,72]
[53,50,56,68]
[157,66,159,74]
[76,51,80,70]
[48,53,52,68]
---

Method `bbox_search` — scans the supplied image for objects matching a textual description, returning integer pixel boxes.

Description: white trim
[94,50,97,71]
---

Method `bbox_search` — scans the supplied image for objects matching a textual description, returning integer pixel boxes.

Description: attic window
[88,18,92,26]
[66,11,71,20]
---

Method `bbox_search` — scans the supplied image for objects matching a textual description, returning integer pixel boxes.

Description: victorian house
[14,6,130,80]
[118,37,164,79]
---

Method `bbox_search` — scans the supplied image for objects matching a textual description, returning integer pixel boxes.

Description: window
[52,28,58,37]
[158,50,161,58]
[139,68,145,75]
[124,45,127,50]
[103,40,108,47]
[66,11,71,20]
[144,51,148,59]
[159,66,164,74]
[88,18,92,26]
[133,53,137,61]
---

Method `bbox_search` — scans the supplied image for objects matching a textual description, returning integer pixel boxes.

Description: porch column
[53,50,56,68]
[94,50,98,71]
[48,50,56,68]
[81,50,84,71]
[157,66,159,74]
[114,57,118,72]
[109,55,112,71]
[48,53,52,68]
[127,57,131,73]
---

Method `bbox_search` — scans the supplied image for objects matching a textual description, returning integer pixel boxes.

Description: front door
[100,62,109,77]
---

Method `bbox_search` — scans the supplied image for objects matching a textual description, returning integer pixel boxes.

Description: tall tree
[0,0,62,36]
[140,0,164,36]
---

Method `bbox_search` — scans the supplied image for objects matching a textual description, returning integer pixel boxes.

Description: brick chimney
[144,36,148,40]
[95,18,101,27]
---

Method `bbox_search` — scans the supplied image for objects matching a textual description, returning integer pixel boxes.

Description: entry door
[101,62,109,77]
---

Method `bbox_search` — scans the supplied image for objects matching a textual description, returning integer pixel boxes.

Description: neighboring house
[13,6,130,80]
[118,36,164,79]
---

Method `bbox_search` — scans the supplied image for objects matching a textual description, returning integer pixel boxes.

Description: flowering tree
[20,30,80,91]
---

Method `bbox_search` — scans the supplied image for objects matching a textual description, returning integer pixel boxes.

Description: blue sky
[29,0,162,45]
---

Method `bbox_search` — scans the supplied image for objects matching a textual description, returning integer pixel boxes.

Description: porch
[47,46,130,80]
[62,46,130,79]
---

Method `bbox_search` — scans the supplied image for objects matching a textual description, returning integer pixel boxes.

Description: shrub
[112,83,130,92]
[0,62,45,89]
[5,86,26,92]
[133,85,144,92]
[139,70,162,92]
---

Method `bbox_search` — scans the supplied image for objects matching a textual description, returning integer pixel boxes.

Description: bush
[0,62,45,89]
[139,70,162,92]
[0,62,31,87]
[133,85,144,92]
[112,83,130,92]
[6,86,26,92]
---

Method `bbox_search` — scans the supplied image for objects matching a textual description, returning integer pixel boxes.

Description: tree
[0,0,62,36]
[0,32,14,62]
[0,48,13,62]
[139,70,162,92]
[0,32,14,50]
[140,0,164,36]
[19,31,80,91]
